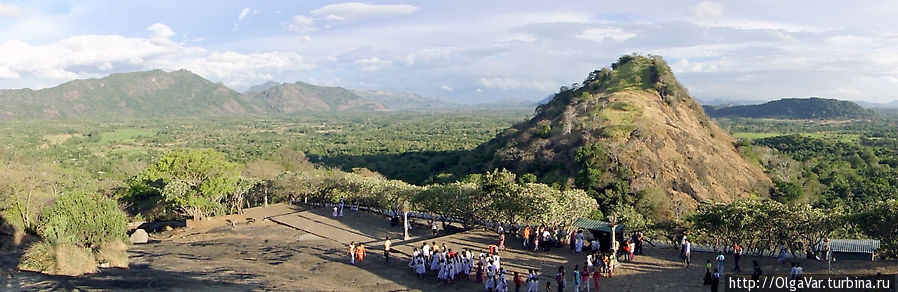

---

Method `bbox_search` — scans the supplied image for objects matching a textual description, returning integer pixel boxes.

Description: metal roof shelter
[817,239,880,261]
[572,218,626,233]
[572,218,626,253]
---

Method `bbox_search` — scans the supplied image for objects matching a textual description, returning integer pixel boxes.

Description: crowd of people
[404,241,522,290]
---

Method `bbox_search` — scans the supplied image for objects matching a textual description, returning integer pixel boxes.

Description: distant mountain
[0,69,263,120]
[479,97,542,107]
[856,100,898,109]
[697,98,765,106]
[350,89,460,110]
[703,97,878,120]
[248,81,389,113]
[244,81,282,96]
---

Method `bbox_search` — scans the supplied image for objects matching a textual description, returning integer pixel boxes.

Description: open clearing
[3,204,895,291]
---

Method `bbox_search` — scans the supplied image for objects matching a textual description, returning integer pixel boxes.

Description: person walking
[733,243,743,272]
[432,221,439,237]
[357,243,367,263]
[384,237,392,263]
[682,239,692,267]
[751,260,762,281]
[348,241,357,265]
[716,252,725,275]
[710,268,721,292]
[636,231,645,255]
[581,265,590,292]
[572,265,581,292]
[523,226,532,249]
[592,267,601,291]
[514,271,522,292]
[338,197,345,217]
[499,232,507,251]
[703,260,713,285]
[555,265,565,292]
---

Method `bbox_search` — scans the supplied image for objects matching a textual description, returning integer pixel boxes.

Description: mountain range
[0,69,262,120]
[702,97,879,120]
[0,69,546,120]
[247,81,389,113]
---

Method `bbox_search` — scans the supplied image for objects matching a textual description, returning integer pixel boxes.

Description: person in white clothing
[496,269,508,292]
[575,231,584,253]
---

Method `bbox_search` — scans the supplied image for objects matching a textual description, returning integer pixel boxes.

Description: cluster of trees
[689,199,842,258]
[124,148,598,232]
[751,134,898,209]
[850,200,898,258]
[689,198,898,259]
[412,170,597,229]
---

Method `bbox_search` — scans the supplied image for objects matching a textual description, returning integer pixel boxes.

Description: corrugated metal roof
[817,239,880,254]
[572,218,625,233]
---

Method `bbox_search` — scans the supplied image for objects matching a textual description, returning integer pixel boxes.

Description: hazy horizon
[1,1,897,104]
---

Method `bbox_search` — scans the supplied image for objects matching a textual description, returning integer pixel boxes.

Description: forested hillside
[703,97,877,120]
[247,81,389,112]
[0,69,263,120]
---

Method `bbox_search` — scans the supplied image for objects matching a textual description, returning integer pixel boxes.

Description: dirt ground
[2,205,896,291]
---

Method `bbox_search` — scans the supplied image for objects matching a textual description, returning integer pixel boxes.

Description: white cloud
[576,27,636,42]
[477,77,555,91]
[691,1,724,21]
[671,59,719,73]
[404,47,453,65]
[147,23,175,38]
[354,56,392,71]
[238,7,250,21]
[0,2,22,17]
[0,29,312,89]
[440,84,453,91]
[288,15,316,33]
[311,2,418,21]
[699,19,824,33]
[835,86,863,96]
[171,51,309,87]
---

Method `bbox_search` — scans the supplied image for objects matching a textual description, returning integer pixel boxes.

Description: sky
[1,1,897,104]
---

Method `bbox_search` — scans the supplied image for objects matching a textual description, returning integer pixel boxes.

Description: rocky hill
[477,55,770,207]
[248,81,389,113]
[703,97,878,120]
[0,70,263,120]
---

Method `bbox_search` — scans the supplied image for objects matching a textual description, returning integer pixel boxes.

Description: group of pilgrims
[340,207,650,292]
[405,241,552,291]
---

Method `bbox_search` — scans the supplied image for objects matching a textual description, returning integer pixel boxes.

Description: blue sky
[1,1,897,104]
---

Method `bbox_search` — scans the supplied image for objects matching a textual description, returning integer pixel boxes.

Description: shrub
[18,242,54,273]
[97,241,130,268]
[39,191,128,248]
[19,191,129,275]
[18,242,99,276]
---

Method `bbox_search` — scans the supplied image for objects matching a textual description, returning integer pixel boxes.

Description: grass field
[732,132,861,142]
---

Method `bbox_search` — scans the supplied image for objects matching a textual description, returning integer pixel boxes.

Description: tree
[851,200,898,259]
[0,162,64,236]
[478,169,524,223]
[791,205,841,259]
[771,180,804,204]
[243,159,285,206]
[135,149,242,219]
[413,182,483,229]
